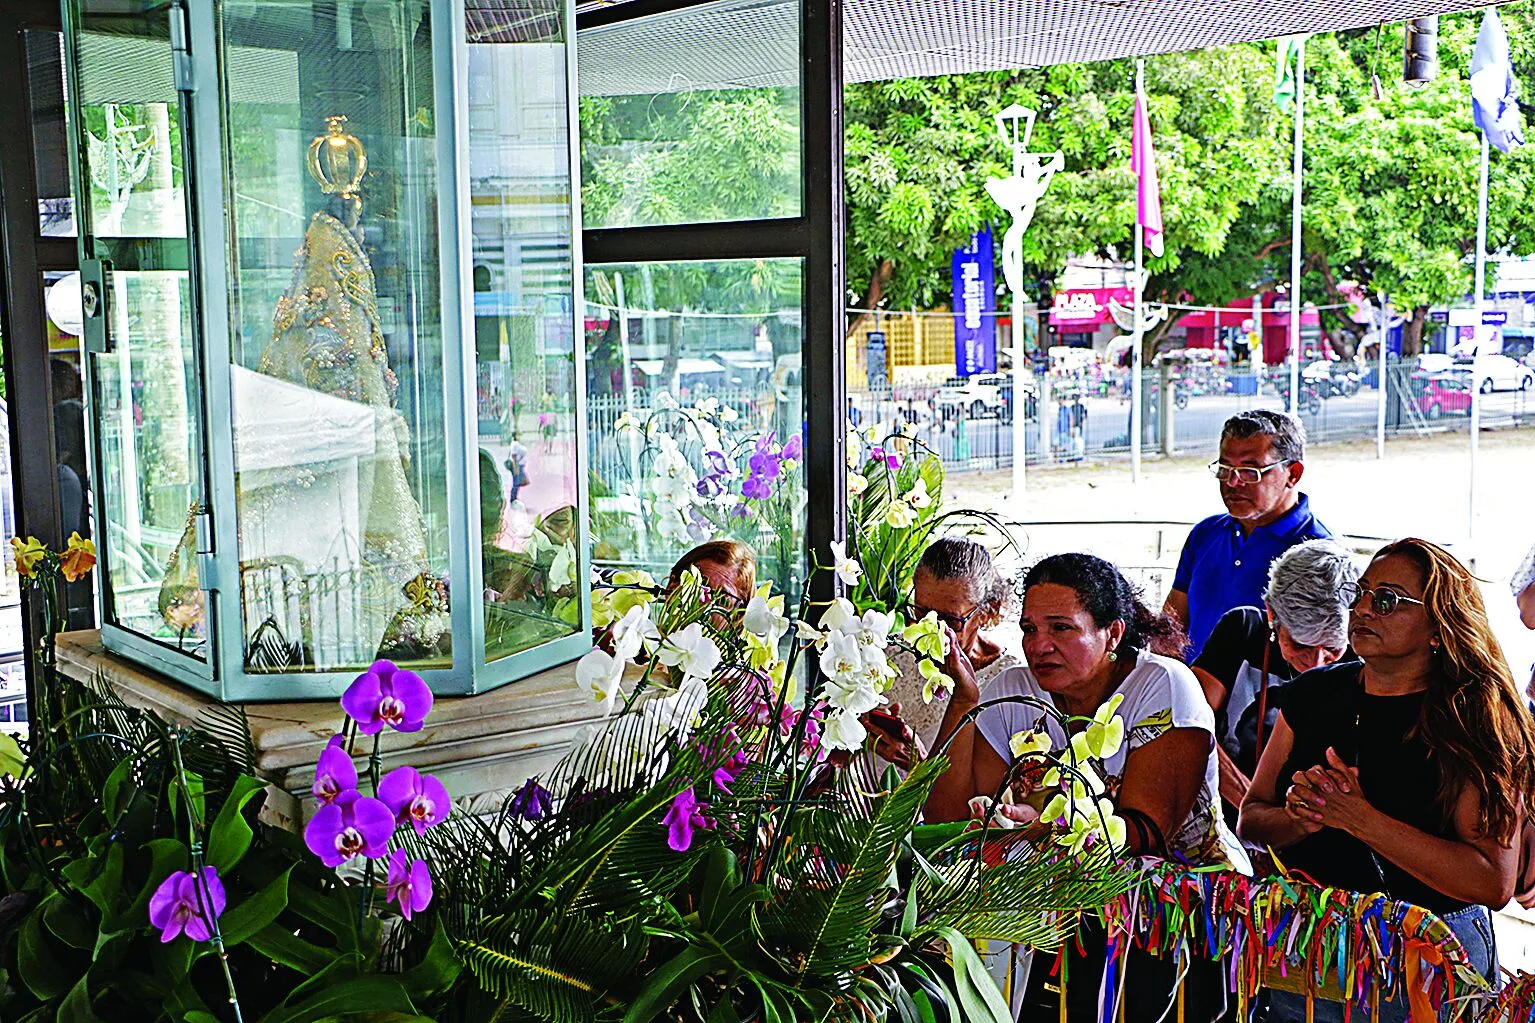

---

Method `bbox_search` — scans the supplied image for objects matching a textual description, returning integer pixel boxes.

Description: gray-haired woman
[1191,538,1360,809]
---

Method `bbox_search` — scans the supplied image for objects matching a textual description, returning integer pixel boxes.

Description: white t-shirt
[976,650,1250,872]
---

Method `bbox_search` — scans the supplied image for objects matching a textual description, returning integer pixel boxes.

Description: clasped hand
[1285,747,1375,836]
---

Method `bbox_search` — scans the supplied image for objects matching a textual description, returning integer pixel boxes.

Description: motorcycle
[1272,373,1324,415]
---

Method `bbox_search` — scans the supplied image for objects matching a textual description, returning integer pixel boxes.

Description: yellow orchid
[901,612,946,661]
[846,471,868,498]
[60,532,97,582]
[918,659,951,704]
[610,570,658,616]
[10,536,46,579]
[884,501,917,529]
[1008,728,1053,760]
[1083,693,1126,759]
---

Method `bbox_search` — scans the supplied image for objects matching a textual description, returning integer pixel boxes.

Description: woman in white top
[924,552,1246,1023]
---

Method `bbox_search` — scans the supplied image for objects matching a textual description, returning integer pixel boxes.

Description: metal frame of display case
[576,0,847,604]
[64,0,593,699]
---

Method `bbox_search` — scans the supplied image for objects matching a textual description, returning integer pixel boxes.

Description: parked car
[937,374,1008,418]
[1469,353,1535,393]
[997,379,1039,424]
[1413,372,1472,419]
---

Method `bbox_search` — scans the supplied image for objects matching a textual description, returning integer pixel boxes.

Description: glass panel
[586,259,804,597]
[27,31,76,237]
[74,2,206,659]
[219,0,452,674]
[467,0,583,662]
[577,0,800,229]
[43,271,96,630]
[91,269,206,655]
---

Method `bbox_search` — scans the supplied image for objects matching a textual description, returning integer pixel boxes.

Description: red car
[1414,373,1472,419]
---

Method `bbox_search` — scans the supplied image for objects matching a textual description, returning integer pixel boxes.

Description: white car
[1470,353,1534,393]
[937,374,1008,418]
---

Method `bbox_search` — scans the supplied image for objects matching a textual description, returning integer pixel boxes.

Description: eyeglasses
[1340,582,1426,617]
[912,602,983,632]
[1208,459,1292,485]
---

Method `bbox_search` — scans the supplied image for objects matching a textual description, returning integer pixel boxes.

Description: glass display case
[64,0,588,698]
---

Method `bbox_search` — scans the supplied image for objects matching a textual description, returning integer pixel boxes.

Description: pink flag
[1132,91,1164,258]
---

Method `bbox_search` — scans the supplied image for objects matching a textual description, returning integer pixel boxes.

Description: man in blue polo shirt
[1165,410,1331,659]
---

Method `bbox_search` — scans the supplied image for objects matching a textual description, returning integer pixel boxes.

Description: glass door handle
[80,259,109,354]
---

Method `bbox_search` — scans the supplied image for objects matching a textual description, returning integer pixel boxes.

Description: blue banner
[951,226,996,376]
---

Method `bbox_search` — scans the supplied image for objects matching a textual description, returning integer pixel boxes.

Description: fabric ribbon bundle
[1087,860,1487,1023]
[1468,971,1535,1023]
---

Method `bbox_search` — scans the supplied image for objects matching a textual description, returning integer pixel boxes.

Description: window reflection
[467,0,584,661]
[586,259,804,597]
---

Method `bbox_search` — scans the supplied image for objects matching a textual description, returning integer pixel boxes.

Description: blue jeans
[1264,905,1498,1023]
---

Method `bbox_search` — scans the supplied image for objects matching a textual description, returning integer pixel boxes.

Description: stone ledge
[54,630,607,814]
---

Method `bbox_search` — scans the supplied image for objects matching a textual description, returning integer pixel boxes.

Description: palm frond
[455,909,646,1022]
[757,756,944,980]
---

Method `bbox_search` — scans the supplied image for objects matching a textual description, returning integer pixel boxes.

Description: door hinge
[193,507,220,593]
[169,1,194,93]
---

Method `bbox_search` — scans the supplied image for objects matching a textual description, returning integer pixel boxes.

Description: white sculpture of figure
[985,105,1065,301]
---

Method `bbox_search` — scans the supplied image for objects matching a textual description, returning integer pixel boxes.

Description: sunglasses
[1208,459,1292,485]
[1340,582,1425,617]
[911,601,983,632]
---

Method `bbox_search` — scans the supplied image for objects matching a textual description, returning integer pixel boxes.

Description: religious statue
[984,105,1065,301]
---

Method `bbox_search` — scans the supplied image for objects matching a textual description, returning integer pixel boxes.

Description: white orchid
[820,597,859,634]
[855,608,895,649]
[641,675,709,741]
[828,540,863,586]
[885,501,917,529]
[656,623,723,682]
[693,397,720,417]
[719,404,739,422]
[549,541,576,590]
[818,630,864,682]
[655,391,679,410]
[795,620,827,646]
[610,603,660,661]
[576,647,625,714]
[821,708,868,752]
[847,471,868,498]
[905,477,933,509]
[570,722,658,789]
[615,409,643,433]
[744,594,790,645]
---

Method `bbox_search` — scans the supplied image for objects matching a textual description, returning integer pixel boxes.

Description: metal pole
[616,272,641,484]
[1131,59,1147,487]
[1376,291,1388,459]
[1288,37,1306,415]
[1252,291,1264,385]
[1470,132,1489,550]
[1012,291,1027,504]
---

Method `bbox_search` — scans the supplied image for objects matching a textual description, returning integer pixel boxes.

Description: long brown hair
[669,539,757,598]
[1377,538,1535,844]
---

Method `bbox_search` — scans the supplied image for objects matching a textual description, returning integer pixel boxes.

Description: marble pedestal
[53,630,606,821]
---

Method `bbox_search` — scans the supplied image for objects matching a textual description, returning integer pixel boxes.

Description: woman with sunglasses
[1240,538,1535,1023]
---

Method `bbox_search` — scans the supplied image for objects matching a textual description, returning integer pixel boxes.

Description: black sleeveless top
[1277,661,1467,915]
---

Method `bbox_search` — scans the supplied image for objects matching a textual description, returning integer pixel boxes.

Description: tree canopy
[579,9,1535,355]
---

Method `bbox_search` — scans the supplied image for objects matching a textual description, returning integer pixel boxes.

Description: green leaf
[109,838,188,934]
[80,842,125,916]
[400,919,463,1001]
[936,925,1010,1023]
[247,922,337,976]
[205,775,267,874]
[57,971,104,1023]
[216,864,292,947]
[43,892,97,951]
[19,908,74,1000]
[0,730,23,777]
[900,881,918,939]
[261,976,417,1023]
[101,757,134,821]
[621,947,725,1023]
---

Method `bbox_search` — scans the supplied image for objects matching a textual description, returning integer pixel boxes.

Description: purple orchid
[703,449,733,477]
[378,765,451,835]
[304,789,396,867]
[313,735,357,805]
[663,787,712,852]
[730,502,750,519]
[740,474,773,501]
[697,729,751,793]
[780,432,802,463]
[341,659,433,735]
[509,778,554,821]
[384,849,433,921]
[747,433,783,483]
[148,867,226,944]
[869,446,901,470]
[686,506,713,542]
